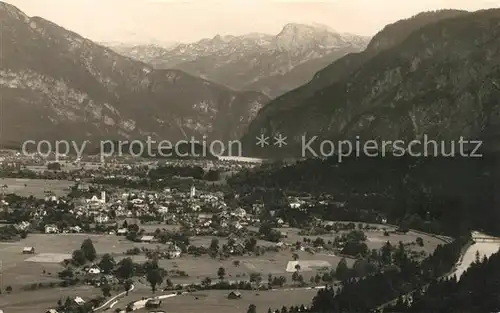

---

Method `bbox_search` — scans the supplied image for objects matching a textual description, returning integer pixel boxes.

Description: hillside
[241,9,500,157]
[108,24,370,98]
[0,2,269,148]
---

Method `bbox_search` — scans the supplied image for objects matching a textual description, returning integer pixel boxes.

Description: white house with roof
[167,243,182,258]
[157,205,168,215]
[86,191,106,205]
[74,296,85,305]
[140,235,156,243]
[22,246,35,254]
[45,195,58,202]
[131,198,143,204]
[16,221,30,231]
[87,266,101,274]
[233,208,246,218]
[94,214,109,224]
[69,226,82,233]
[44,224,59,234]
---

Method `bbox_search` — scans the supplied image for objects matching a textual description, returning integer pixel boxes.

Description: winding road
[93,284,135,312]
[377,231,500,312]
[96,231,499,313]
[449,231,500,280]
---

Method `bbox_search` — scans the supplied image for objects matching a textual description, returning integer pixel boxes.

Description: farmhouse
[77,183,90,191]
[15,221,30,231]
[69,226,82,233]
[167,244,182,258]
[145,298,162,308]
[45,224,59,234]
[227,291,242,299]
[74,296,85,305]
[22,246,35,254]
[140,235,156,243]
[116,228,128,235]
[87,266,101,274]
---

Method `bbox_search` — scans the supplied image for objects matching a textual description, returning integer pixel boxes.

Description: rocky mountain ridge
[107,23,370,98]
[241,9,500,157]
[0,2,269,148]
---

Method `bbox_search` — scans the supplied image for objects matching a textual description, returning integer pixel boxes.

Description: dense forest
[388,247,500,312]
[307,235,470,312]
[229,154,498,237]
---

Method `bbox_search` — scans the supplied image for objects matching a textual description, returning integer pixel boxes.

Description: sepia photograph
[0,0,500,312]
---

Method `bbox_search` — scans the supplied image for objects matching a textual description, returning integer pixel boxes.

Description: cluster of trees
[55,296,101,313]
[62,239,166,295]
[338,230,369,257]
[47,162,62,171]
[93,171,220,191]
[71,238,97,266]
[229,155,497,237]
[149,165,205,180]
[307,235,470,312]
[98,141,217,160]
[148,165,221,181]
[390,247,500,312]
[0,168,63,180]
[206,237,264,259]
[189,271,286,291]
[113,256,166,293]
[266,304,308,313]
[259,223,283,242]
[0,224,24,241]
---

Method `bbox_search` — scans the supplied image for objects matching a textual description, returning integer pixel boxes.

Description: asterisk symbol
[274,133,287,148]
[255,134,270,148]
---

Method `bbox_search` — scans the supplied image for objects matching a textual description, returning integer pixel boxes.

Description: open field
[26,253,72,263]
[0,285,102,313]
[189,236,278,248]
[26,162,102,173]
[156,250,353,285]
[121,218,181,233]
[280,227,446,254]
[0,234,164,289]
[133,289,317,313]
[0,233,349,288]
[0,178,73,198]
[0,225,446,312]
[285,260,331,272]
[0,233,338,313]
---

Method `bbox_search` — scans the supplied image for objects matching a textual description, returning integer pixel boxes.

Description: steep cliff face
[108,24,370,98]
[0,2,269,146]
[243,10,469,130]
[242,9,500,157]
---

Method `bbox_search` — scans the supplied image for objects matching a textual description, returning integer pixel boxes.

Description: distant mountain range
[0,2,269,148]
[4,1,495,161]
[106,24,370,98]
[241,9,500,157]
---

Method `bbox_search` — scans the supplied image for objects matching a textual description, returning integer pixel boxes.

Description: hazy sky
[5,0,500,44]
